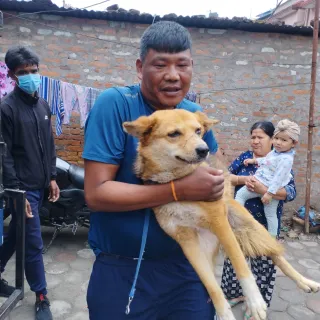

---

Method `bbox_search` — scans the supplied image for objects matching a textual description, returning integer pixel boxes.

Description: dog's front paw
[297,277,320,293]
[245,298,267,320]
[216,302,236,320]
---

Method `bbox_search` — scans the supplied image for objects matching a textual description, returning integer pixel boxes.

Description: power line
[4,0,111,20]
[198,81,318,95]
[192,54,314,66]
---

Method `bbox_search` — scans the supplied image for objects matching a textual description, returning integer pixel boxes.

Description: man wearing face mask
[0,46,59,320]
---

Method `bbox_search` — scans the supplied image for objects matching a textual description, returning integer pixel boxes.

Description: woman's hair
[250,121,275,138]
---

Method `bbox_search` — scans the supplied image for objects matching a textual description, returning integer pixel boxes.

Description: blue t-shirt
[82,85,218,259]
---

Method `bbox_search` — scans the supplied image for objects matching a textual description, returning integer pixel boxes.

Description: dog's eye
[168,131,181,138]
[195,128,201,135]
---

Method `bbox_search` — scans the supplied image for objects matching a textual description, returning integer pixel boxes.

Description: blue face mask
[16,73,41,94]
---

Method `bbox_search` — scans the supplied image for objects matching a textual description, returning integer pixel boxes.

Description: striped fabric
[39,76,65,136]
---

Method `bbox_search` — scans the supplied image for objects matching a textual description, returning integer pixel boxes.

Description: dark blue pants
[87,254,215,320]
[0,190,47,295]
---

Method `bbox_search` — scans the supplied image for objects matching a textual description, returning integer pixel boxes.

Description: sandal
[228,296,245,307]
[244,308,254,320]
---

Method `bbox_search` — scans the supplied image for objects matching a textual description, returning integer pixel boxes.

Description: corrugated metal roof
[0,0,315,36]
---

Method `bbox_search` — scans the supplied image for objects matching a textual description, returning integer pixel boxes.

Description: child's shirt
[255,149,295,195]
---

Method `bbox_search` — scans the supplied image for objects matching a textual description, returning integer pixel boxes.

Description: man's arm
[85,161,224,212]
[1,105,20,189]
[83,90,224,212]
[49,117,57,181]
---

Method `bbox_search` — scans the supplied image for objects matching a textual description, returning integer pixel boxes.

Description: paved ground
[0,226,320,320]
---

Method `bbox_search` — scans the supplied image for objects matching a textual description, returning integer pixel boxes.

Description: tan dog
[123,109,320,320]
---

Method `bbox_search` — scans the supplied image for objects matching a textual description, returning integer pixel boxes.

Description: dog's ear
[123,116,156,138]
[195,111,219,132]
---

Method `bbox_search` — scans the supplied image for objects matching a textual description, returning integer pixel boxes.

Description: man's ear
[136,59,143,81]
[8,70,17,82]
[123,116,156,138]
[194,111,219,132]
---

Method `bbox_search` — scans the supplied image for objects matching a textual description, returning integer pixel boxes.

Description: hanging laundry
[185,91,197,103]
[52,80,65,136]
[39,76,65,136]
[61,81,78,126]
[61,82,93,127]
[0,61,15,100]
[73,84,90,127]
[86,87,103,115]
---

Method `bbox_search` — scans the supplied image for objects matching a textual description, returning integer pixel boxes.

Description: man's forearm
[3,158,20,189]
[85,181,175,212]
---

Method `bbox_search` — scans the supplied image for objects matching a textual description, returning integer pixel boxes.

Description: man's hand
[14,199,33,218]
[243,158,256,166]
[175,166,224,202]
[261,192,273,205]
[25,199,33,218]
[48,180,60,202]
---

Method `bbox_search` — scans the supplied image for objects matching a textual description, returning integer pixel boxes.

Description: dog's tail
[226,198,284,257]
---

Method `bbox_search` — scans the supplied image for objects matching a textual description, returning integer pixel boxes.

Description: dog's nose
[195,146,209,158]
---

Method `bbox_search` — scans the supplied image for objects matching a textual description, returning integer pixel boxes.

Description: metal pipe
[304,0,319,233]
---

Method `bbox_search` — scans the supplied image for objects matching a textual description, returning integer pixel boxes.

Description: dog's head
[123,109,219,181]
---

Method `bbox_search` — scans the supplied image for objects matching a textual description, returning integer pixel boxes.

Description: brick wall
[1,12,320,212]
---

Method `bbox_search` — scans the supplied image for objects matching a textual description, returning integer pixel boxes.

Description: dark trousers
[87,254,215,320]
[0,190,47,295]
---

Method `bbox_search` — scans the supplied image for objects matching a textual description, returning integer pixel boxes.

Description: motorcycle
[39,158,90,253]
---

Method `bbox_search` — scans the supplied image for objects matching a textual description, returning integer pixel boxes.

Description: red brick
[43,58,61,64]
[68,46,86,52]
[46,44,63,51]
[253,111,269,117]
[65,73,81,79]
[66,145,83,152]
[293,89,310,95]
[41,71,60,78]
[89,61,110,68]
[67,60,82,65]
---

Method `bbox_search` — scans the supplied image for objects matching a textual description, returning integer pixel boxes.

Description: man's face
[9,64,39,82]
[136,49,193,110]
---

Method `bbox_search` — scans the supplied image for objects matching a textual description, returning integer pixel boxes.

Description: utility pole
[304,0,319,233]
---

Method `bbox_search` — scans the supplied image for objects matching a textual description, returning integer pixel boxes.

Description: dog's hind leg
[207,209,267,320]
[227,199,320,294]
[272,255,320,293]
[172,226,236,320]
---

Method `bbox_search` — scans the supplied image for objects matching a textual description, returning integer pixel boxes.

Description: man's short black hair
[5,46,39,72]
[140,21,192,61]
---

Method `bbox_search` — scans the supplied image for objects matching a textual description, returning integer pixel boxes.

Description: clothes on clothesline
[0,61,15,100]
[39,76,65,136]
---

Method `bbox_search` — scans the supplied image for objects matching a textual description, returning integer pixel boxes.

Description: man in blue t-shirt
[83,21,224,320]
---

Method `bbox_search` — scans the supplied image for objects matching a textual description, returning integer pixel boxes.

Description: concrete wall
[1,11,319,213]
